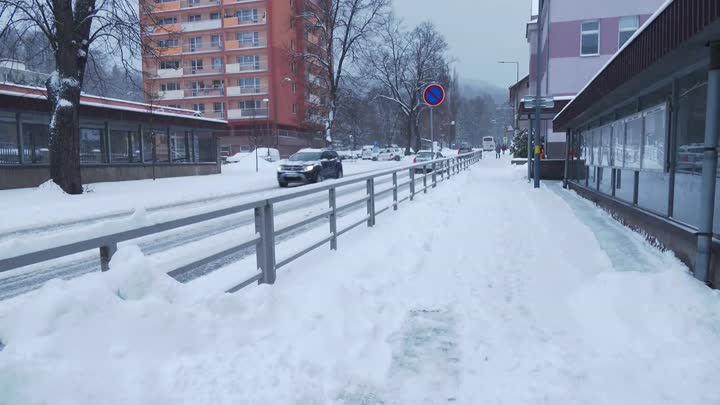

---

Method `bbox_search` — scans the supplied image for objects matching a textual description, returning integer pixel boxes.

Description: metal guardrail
[0,151,482,293]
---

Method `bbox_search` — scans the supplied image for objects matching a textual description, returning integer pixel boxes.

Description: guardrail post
[329,188,337,250]
[423,165,428,194]
[432,163,437,188]
[99,243,117,272]
[392,172,398,210]
[410,168,415,201]
[255,203,276,284]
[440,161,445,181]
[366,178,376,227]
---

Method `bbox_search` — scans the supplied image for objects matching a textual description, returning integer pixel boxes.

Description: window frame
[580,20,601,57]
[618,16,640,48]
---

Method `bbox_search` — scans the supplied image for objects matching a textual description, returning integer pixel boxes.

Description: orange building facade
[141,0,325,156]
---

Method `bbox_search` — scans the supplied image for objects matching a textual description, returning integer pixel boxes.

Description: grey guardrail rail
[0,151,483,294]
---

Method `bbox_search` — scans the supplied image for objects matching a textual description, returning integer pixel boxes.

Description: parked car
[413,150,444,173]
[361,145,377,160]
[458,146,473,158]
[482,136,496,152]
[277,149,343,187]
[377,147,404,161]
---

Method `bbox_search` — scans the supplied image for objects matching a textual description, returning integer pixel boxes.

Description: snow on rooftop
[556,0,676,121]
[0,83,227,124]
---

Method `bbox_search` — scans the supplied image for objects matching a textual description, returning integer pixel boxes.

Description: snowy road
[2,156,720,404]
[0,165,420,300]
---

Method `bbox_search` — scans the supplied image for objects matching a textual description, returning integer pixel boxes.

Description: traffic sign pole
[423,84,445,153]
[430,107,434,152]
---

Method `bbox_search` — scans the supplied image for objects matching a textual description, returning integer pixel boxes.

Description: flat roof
[554,0,720,129]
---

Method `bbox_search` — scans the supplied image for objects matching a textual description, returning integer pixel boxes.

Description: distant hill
[461,78,508,104]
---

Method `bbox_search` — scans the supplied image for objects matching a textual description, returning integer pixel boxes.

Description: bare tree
[0,0,156,193]
[366,18,448,153]
[295,0,389,146]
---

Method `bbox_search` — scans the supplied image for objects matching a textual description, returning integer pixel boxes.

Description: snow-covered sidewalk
[1,156,719,404]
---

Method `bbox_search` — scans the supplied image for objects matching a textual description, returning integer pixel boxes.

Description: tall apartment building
[140,0,325,156]
[523,0,665,158]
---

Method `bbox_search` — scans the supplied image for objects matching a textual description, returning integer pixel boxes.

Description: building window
[237,31,260,46]
[581,21,600,56]
[189,15,202,22]
[292,82,296,94]
[239,55,260,69]
[291,62,296,73]
[290,39,295,50]
[190,37,203,51]
[0,120,19,164]
[21,123,50,164]
[167,104,181,108]
[160,61,180,70]
[193,103,206,113]
[190,59,204,72]
[237,8,258,23]
[158,17,177,26]
[187,0,200,5]
[619,16,640,48]
[213,102,225,112]
[211,34,221,48]
[158,39,178,48]
[211,79,224,88]
[212,57,223,70]
[239,100,261,109]
[292,103,297,114]
[239,77,261,92]
[160,82,180,91]
[80,128,105,163]
[210,12,220,20]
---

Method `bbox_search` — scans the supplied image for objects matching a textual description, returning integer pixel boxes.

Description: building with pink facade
[523,0,666,158]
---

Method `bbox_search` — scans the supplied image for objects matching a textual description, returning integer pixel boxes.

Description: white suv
[376,148,404,161]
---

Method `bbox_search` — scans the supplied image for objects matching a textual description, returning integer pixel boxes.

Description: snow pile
[1,156,720,404]
[223,151,276,173]
[34,180,66,197]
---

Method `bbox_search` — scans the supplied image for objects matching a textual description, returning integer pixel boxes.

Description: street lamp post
[259,98,270,173]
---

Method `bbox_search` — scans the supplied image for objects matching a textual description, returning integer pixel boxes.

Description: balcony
[226,85,268,97]
[200,111,226,119]
[224,39,267,50]
[184,87,225,98]
[157,89,185,99]
[158,46,183,56]
[225,61,267,73]
[227,108,268,119]
[181,42,223,54]
[182,0,220,8]
[181,19,221,32]
[152,1,181,12]
[183,66,224,76]
[151,24,182,34]
[223,16,264,28]
[156,68,183,78]
[222,0,264,5]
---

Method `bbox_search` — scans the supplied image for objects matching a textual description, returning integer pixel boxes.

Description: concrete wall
[0,164,220,190]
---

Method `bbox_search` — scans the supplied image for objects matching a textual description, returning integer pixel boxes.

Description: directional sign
[423,84,445,107]
[522,95,555,109]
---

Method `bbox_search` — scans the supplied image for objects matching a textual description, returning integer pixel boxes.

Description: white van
[482,136,496,152]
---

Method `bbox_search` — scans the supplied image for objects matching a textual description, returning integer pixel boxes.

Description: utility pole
[533,2,543,188]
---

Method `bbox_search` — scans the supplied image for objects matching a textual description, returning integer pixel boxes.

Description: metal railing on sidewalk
[0,151,482,293]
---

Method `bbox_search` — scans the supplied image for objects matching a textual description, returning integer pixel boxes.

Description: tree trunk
[46,0,91,195]
[47,71,83,194]
[405,115,413,155]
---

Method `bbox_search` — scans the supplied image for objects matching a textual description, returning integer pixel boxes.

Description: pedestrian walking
[495,144,501,159]
[501,145,508,155]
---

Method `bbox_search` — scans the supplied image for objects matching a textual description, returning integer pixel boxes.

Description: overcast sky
[393,0,532,89]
